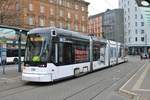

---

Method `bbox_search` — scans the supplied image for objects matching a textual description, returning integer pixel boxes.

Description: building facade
[0,0,89,33]
[102,9,124,43]
[88,9,124,43]
[119,0,150,55]
[88,13,103,37]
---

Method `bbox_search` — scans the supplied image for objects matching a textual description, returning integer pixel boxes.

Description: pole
[89,36,93,72]
[2,61,5,74]
[18,30,22,72]
[1,51,5,74]
[0,44,6,74]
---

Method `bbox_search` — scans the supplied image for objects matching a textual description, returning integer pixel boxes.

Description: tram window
[51,38,89,65]
[51,43,57,64]
[58,43,63,64]
[100,46,106,63]
[74,44,89,63]
[93,43,100,61]
[63,43,73,64]
[110,47,117,58]
[121,48,124,57]
[110,48,113,58]
[52,42,73,66]
[119,47,122,57]
[114,48,117,57]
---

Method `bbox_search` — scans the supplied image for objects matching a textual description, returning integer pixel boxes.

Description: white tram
[22,27,128,82]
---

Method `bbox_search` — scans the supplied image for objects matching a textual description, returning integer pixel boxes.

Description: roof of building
[88,8,123,19]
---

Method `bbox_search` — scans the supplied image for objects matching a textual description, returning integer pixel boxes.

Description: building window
[141,37,144,42]
[59,22,63,28]
[75,14,78,20]
[82,26,85,32]
[141,30,144,34]
[135,14,137,19]
[75,4,78,10]
[82,16,85,21]
[135,37,138,42]
[135,7,137,11]
[50,8,54,15]
[68,12,71,19]
[124,10,126,15]
[124,3,126,7]
[141,22,144,26]
[28,16,34,25]
[16,3,20,11]
[82,7,85,11]
[128,16,130,20]
[50,21,55,26]
[75,24,78,31]
[128,8,130,12]
[59,0,63,5]
[135,22,137,26]
[67,23,71,30]
[128,30,131,34]
[60,10,63,17]
[135,29,138,34]
[129,37,131,43]
[67,2,70,8]
[128,23,130,27]
[40,5,45,13]
[40,18,45,26]
[141,15,143,19]
[128,1,129,5]
[29,3,33,11]
[49,0,53,3]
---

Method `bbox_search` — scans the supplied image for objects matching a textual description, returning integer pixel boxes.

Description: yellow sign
[30,37,44,41]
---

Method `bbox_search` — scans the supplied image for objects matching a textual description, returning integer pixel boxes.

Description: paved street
[0,56,147,100]
[0,64,17,72]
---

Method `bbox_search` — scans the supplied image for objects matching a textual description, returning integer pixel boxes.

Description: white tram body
[22,27,128,82]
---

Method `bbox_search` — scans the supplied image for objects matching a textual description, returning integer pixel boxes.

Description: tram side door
[63,43,73,64]
[57,42,74,78]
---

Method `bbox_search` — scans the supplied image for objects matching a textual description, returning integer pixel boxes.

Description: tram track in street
[0,63,123,99]
[0,82,51,99]
[0,57,145,100]
[63,61,146,100]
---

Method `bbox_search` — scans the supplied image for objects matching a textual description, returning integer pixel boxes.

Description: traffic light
[135,0,150,7]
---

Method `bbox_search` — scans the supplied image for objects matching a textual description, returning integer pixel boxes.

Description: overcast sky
[85,0,119,16]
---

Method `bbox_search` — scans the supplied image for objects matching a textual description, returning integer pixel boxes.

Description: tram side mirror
[51,30,57,37]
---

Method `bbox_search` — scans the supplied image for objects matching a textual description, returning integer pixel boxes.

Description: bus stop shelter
[0,25,28,72]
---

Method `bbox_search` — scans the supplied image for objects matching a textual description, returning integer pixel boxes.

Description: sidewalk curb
[119,62,148,99]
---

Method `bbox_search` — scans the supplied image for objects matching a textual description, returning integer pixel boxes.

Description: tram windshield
[25,34,50,65]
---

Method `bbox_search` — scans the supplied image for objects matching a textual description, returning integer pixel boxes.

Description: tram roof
[29,27,107,43]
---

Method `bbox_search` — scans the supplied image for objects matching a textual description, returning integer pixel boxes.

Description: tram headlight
[39,64,47,67]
